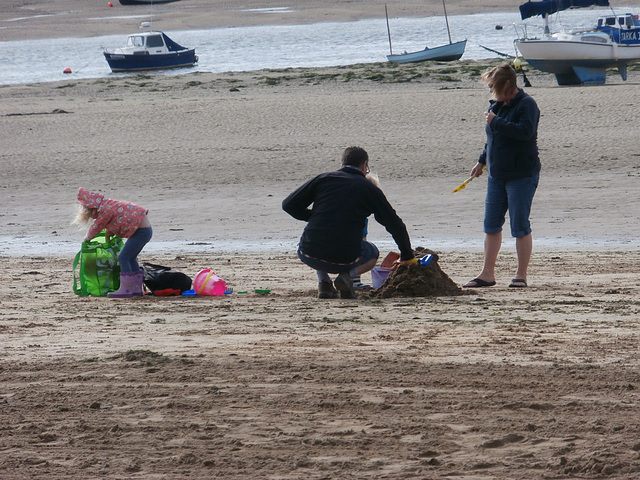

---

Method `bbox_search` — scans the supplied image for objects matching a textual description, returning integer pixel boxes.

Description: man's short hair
[341,146,368,168]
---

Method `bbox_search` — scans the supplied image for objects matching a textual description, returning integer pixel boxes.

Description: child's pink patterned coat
[78,188,149,240]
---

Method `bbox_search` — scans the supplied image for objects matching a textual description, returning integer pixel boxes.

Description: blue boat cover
[519,0,609,20]
[162,33,188,52]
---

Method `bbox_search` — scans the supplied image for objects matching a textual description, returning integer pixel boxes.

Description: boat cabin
[126,34,164,48]
[116,32,172,55]
[596,13,640,44]
[597,13,640,29]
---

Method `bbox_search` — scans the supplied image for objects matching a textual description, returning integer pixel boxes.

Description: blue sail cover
[519,0,609,20]
[162,33,188,52]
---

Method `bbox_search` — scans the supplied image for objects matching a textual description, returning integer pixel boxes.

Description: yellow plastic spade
[452,165,486,193]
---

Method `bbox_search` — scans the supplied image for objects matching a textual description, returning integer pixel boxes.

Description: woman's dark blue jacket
[478,88,541,180]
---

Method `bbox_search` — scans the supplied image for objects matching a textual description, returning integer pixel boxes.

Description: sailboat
[514,0,640,85]
[385,1,467,63]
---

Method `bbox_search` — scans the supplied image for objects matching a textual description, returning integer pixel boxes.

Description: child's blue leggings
[119,227,153,272]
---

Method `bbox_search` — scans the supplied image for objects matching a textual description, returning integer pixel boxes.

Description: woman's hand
[485,110,496,125]
[471,163,486,178]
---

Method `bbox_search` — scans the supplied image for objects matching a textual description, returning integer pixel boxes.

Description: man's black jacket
[282,167,413,263]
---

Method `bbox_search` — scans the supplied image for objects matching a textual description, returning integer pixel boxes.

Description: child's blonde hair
[73,204,96,225]
[366,172,380,187]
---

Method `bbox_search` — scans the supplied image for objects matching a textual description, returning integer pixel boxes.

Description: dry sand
[2,1,640,479]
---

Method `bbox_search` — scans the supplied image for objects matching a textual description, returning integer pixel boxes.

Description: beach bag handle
[73,250,88,296]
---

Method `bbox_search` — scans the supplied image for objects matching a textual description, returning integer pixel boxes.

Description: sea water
[0,9,615,86]
[0,236,635,257]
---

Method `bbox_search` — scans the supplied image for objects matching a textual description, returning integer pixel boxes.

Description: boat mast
[543,13,550,34]
[442,0,453,44]
[385,4,393,55]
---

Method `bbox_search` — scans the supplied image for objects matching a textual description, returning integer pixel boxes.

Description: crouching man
[282,146,415,299]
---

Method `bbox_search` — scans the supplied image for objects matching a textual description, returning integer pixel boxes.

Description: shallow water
[1,235,635,257]
[0,9,615,86]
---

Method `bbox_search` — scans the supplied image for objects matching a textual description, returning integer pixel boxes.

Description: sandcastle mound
[373,248,464,298]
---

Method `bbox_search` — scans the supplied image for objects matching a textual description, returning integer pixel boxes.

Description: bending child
[75,188,152,298]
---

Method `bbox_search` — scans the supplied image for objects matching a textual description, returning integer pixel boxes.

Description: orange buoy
[63,67,72,74]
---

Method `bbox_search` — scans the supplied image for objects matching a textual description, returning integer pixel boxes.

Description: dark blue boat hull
[119,0,180,5]
[103,50,197,72]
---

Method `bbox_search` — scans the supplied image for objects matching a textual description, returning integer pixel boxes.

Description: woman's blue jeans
[119,227,153,272]
[484,174,539,238]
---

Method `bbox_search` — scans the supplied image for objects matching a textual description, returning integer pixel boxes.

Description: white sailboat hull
[516,36,640,84]
[387,39,467,63]
[516,38,640,63]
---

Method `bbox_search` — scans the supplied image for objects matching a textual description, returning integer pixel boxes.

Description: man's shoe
[334,275,357,299]
[318,281,338,299]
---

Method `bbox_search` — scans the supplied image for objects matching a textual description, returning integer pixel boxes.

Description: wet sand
[2,250,640,479]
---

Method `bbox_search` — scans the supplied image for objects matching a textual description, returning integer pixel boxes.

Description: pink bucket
[193,269,226,296]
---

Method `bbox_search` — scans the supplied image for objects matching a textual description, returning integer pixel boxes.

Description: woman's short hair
[341,146,368,167]
[482,63,517,97]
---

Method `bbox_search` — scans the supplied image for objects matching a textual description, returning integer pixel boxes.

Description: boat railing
[513,23,543,40]
[513,23,528,39]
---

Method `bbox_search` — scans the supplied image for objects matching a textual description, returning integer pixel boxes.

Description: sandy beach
[2,1,640,479]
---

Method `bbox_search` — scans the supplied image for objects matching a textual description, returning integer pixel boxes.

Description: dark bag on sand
[142,262,192,296]
[73,231,124,297]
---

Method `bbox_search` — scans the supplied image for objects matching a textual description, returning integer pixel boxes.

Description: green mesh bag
[73,231,124,297]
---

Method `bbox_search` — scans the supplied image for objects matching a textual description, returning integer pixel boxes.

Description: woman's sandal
[463,278,496,288]
[509,278,527,288]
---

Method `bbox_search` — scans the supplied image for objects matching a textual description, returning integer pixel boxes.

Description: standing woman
[463,63,541,289]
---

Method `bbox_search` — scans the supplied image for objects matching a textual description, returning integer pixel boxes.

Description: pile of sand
[373,248,464,298]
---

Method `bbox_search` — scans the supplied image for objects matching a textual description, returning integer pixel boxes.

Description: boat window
[146,35,164,48]
[126,36,145,47]
[581,35,608,43]
[606,17,616,26]
[598,19,603,27]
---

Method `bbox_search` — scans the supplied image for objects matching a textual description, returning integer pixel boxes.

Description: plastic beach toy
[419,254,434,266]
[193,269,227,296]
[371,267,391,289]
